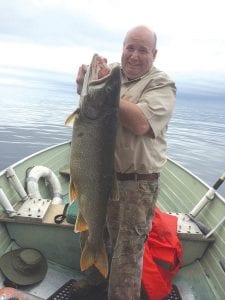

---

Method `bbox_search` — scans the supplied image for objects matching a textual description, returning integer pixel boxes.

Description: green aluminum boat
[0,141,224,299]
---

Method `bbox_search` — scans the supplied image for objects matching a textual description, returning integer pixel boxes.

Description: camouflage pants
[80,177,159,300]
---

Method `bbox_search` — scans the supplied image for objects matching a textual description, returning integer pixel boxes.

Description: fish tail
[80,240,108,278]
[95,243,109,278]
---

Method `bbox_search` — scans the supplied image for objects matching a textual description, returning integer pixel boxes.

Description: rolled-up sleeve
[137,79,176,137]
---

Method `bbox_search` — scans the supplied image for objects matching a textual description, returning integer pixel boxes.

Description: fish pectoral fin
[64,109,80,126]
[80,240,108,279]
[75,212,88,232]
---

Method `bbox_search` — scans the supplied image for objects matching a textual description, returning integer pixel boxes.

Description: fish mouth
[88,54,113,86]
[81,54,112,96]
[81,54,121,97]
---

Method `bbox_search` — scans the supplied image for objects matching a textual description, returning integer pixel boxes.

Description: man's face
[121,31,157,80]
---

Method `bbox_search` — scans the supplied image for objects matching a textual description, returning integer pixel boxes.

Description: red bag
[142,207,182,300]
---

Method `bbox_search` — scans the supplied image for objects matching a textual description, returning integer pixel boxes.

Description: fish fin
[69,181,77,202]
[94,244,109,278]
[80,240,108,278]
[64,108,80,126]
[75,212,88,232]
[80,239,95,271]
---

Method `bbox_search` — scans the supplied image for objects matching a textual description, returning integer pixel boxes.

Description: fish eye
[106,86,112,93]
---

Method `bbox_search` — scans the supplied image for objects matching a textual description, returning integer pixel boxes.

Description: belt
[116,172,159,181]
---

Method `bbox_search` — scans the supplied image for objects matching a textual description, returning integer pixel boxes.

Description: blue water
[0,66,225,198]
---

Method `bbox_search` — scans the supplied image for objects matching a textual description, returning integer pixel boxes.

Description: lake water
[0,66,225,198]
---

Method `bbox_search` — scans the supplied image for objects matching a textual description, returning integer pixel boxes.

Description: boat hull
[0,141,225,299]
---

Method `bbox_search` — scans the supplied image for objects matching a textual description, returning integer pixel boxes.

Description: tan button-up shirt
[115,65,176,174]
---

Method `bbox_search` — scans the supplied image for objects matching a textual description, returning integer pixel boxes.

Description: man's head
[121,25,157,80]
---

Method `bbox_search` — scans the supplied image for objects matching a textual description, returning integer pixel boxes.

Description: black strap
[54,203,69,224]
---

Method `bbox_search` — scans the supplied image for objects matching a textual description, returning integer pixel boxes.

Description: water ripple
[0,70,224,197]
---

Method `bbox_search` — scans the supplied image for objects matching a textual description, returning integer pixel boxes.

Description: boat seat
[59,168,70,177]
[169,212,215,266]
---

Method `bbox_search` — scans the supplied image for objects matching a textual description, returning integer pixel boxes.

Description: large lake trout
[66,54,121,278]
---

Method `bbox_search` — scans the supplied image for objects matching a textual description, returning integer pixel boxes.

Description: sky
[0,0,225,90]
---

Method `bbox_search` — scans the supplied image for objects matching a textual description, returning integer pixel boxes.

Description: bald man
[73,25,176,300]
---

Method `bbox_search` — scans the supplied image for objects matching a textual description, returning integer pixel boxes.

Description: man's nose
[130,49,139,58]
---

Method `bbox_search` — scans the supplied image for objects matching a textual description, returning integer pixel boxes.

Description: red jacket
[142,207,182,300]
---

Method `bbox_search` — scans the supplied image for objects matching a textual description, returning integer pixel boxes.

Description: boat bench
[170,212,215,266]
[0,202,74,228]
[59,168,70,177]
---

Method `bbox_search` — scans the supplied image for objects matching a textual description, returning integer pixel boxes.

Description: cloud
[0,0,124,72]
[0,0,224,78]
[0,0,121,47]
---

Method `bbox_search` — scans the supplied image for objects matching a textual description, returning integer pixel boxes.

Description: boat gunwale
[166,157,225,204]
[0,140,71,177]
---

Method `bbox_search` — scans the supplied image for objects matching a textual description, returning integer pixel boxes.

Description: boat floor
[0,261,84,299]
[173,260,217,300]
[0,259,217,299]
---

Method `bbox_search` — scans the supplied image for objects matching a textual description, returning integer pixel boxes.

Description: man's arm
[119,99,154,137]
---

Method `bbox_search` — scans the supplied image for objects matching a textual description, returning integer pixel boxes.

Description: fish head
[80,54,121,120]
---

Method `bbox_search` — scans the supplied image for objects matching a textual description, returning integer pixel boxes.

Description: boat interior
[0,142,225,299]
